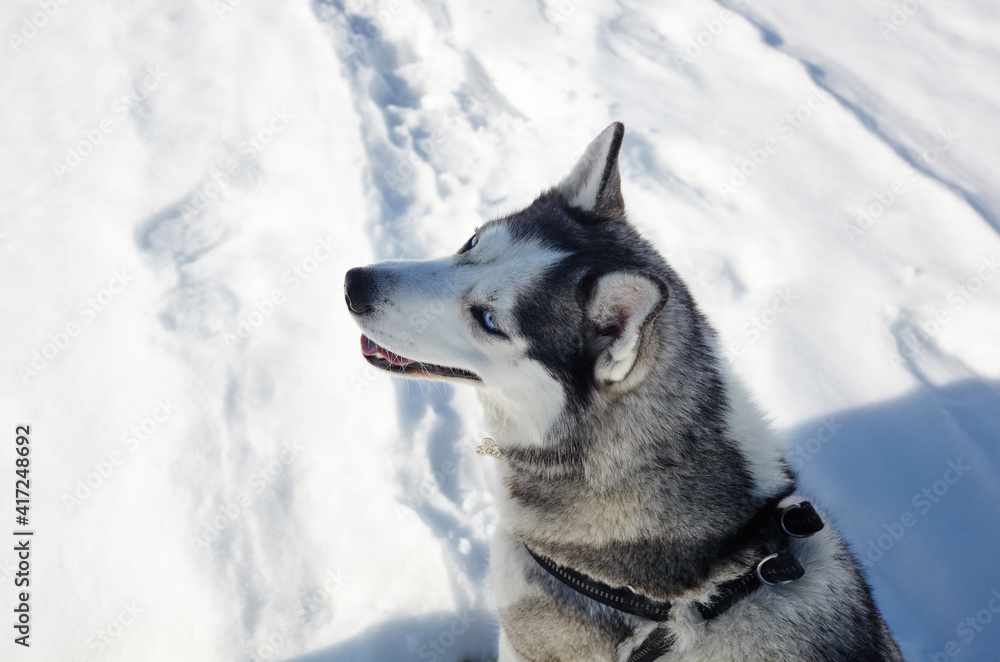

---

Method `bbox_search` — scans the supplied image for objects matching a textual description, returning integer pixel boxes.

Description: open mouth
[360,334,481,382]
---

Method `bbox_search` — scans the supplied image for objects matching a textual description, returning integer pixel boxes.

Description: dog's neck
[483,310,795,599]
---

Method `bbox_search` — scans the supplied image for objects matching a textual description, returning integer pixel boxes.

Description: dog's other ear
[589,271,667,384]
[556,122,626,221]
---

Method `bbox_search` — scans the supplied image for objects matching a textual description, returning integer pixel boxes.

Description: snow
[2,0,999,660]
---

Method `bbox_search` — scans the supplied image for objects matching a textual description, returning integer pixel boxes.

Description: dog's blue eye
[473,307,504,336]
[458,234,478,254]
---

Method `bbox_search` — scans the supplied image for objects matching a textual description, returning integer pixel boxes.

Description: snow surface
[2,0,1000,660]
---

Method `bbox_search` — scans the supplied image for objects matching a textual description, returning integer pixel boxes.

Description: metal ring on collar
[756,552,793,587]
[780,502,809,538]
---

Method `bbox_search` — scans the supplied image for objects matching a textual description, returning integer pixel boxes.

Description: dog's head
[345,124,693,447]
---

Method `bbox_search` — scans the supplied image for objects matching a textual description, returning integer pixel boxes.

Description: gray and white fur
[344,123,903,661]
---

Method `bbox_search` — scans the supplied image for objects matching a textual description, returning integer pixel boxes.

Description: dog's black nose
[344,267,375,315]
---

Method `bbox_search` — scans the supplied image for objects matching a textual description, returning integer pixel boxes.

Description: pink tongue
[360,335,379,356]
[360,334,414,366]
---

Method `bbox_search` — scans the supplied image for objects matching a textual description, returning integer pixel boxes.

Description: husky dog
[344,124,903,661]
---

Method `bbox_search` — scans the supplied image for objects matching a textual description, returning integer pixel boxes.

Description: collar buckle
[756,550,795,586]
[779,500,825,538]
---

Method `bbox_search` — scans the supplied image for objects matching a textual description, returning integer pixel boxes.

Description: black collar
[525,501,824,661]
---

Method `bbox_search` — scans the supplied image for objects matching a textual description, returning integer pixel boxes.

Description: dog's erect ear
[589,271,667,384]
[556,122,626,221]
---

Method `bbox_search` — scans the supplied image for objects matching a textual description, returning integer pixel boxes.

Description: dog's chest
[497,470,659,548]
